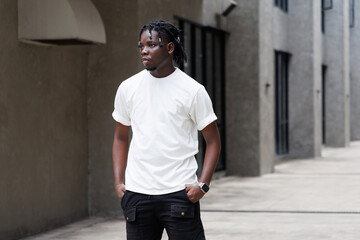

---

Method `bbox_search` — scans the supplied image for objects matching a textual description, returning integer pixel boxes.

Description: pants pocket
[171,204,195,219]
[124,206,137,222]
[120,191,128,210]
[182,189,193,203]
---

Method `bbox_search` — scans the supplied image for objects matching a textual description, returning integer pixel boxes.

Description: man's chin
[145,66,157,72]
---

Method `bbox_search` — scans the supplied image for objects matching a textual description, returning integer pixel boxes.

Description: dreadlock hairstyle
[139,20,187,66]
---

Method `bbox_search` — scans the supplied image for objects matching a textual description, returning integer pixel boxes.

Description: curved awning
[18,0,106,45]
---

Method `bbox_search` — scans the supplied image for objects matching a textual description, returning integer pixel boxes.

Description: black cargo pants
[121,189,206,240]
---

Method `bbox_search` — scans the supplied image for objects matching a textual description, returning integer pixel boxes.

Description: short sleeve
[112,83,131,126]
[189,86,217,131]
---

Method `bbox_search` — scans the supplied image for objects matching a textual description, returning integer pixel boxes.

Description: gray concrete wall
[273,7,288,52]
[87,0,206,216]
[287,0,322,158]
[259,0,275,174]
[225,0,274,176]
[350,1,360,140]
[0,1,89,239]
[312,0,323,156]
[323,0,350,147]
[225,0,259,176]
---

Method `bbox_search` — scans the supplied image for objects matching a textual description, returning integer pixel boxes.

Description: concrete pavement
[22,142,360,239]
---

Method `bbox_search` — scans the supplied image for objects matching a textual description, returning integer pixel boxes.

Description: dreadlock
[139,20,187,66]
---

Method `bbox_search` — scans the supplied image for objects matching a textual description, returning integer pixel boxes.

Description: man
[112,20,221,240]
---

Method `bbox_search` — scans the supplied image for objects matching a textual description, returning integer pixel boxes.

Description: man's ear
[167,42,175,55]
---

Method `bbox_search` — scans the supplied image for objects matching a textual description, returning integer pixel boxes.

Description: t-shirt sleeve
[189,86,217,131]
[112,83,131,126]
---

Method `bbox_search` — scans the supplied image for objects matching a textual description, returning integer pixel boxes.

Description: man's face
[138,30,171,72]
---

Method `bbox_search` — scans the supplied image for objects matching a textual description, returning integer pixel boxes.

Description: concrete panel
[259,0,275,174]
[323,0,350,147]
[350,1,360,140]
[225,0,274,176]
[0,1,89,239]
[225,0,261,176]
[273,7,288,52]
[312,0,323,157]
[287,0,322,158]
[87,0,139,217]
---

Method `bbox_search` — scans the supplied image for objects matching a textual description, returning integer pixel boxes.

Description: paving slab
[22,141,360,240]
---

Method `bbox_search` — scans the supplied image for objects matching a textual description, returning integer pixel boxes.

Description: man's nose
[141,46,148,55]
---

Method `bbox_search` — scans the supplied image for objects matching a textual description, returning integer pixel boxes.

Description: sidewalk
[23,142,360,240]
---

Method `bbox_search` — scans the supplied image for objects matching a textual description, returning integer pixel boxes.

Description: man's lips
[142,58,150,64]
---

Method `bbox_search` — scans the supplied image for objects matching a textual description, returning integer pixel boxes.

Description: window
[322,66,327,144]
[274,0,288,12]
[322,0,333,10]
[275,51,290,155]
[175,18,226,173]
[350,0,355,28]
[322,0,333,33]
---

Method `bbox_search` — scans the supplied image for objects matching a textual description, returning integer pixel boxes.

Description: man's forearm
[186,122,220,203]
[199,122,221,185]
[199,140,221,185]
[112,123,130,186]
[112,138,128,185]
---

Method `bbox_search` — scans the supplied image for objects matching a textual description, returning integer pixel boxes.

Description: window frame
[350,0,355,28]
[321,0,333,33]
[274,0,288,12]
[274,50,290,156]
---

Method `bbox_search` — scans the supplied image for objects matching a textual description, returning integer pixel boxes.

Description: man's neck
[149,65,176,78]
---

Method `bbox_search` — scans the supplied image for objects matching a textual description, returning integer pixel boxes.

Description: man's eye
[149,44,156,48]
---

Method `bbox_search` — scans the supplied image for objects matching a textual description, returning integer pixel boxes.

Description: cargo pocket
[124,207,136,222]
[171,204,195,218]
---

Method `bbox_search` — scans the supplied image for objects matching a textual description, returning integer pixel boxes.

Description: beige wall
[0,1,89,239]
[87,0,140,217]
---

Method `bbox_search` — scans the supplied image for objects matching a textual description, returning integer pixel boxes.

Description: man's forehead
[141,29,159,40]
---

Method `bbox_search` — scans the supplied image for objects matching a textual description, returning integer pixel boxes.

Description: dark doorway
[175,17,226,174]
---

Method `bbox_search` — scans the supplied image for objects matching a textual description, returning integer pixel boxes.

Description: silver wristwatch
[198,182,210,193]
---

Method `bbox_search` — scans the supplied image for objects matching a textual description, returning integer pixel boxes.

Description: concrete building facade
[1,0,359,239]
[323,0,351,147]
[350,0,360,141]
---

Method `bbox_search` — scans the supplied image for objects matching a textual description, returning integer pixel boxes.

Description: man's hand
[115,183,126,200]
[186,185,205,203]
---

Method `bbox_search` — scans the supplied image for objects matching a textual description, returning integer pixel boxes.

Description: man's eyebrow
[138,39,158,46]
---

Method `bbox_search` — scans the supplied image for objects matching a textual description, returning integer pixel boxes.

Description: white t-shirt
[112,68,217,195]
